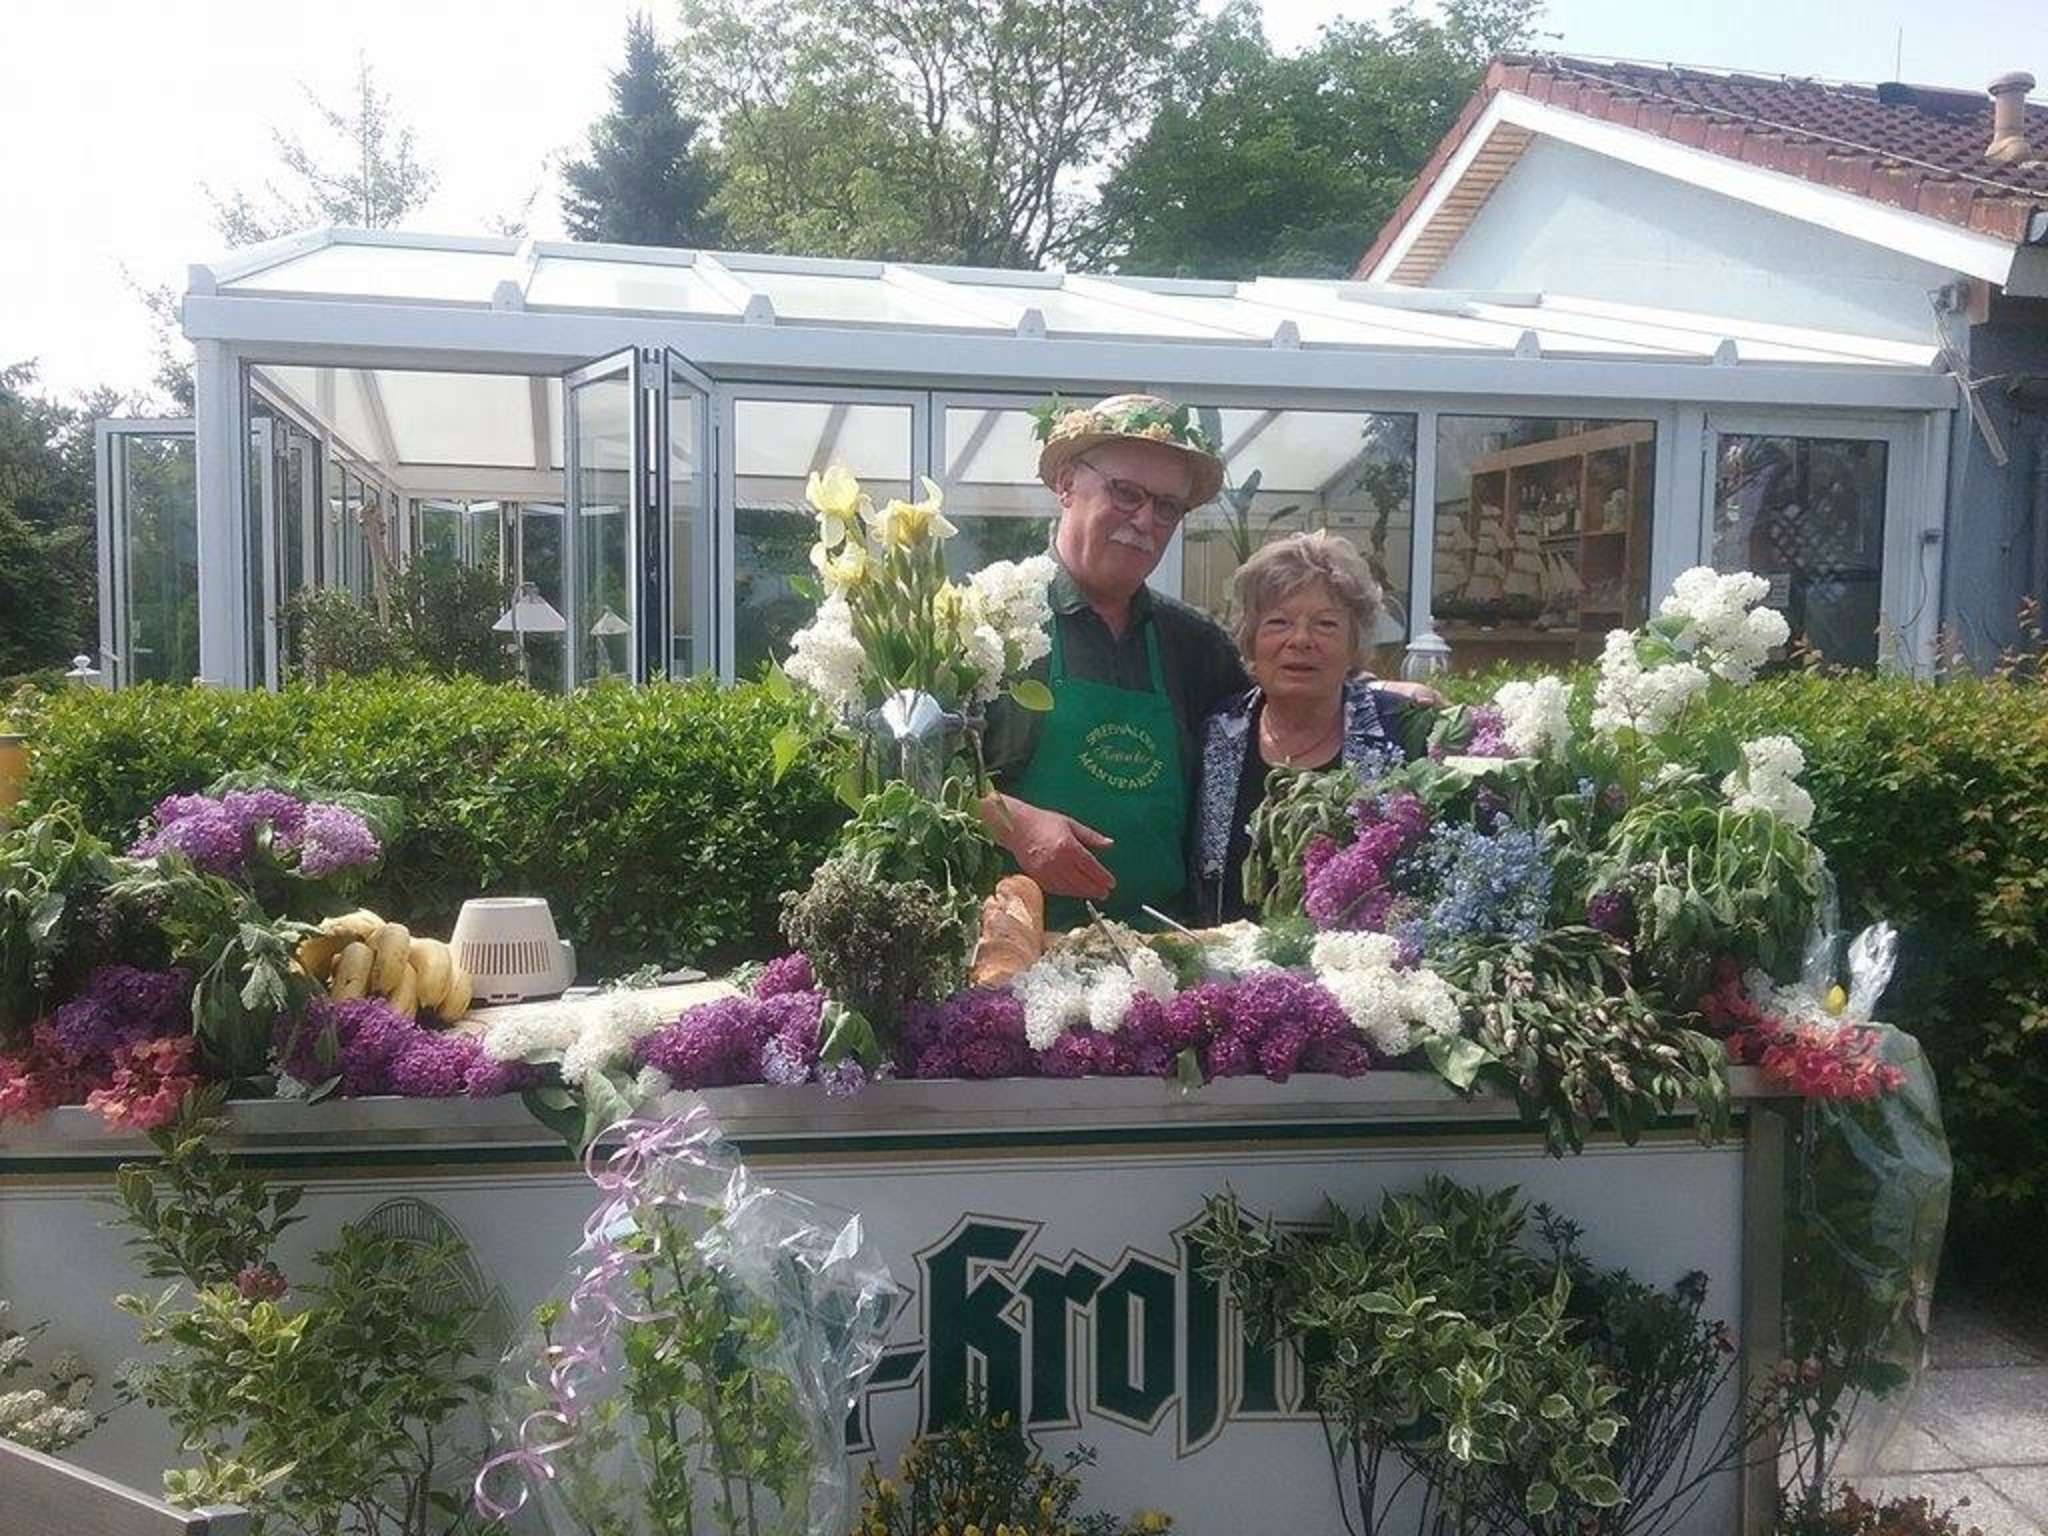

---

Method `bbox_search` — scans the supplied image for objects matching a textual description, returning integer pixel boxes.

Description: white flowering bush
[1492,675,1576,761]
[0,1298,103,1455]
[1592,566,1789,740]
[1722,735,1815,831]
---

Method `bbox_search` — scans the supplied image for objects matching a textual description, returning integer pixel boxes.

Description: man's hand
[982,793,1116,900]
[1375,677,1448,709]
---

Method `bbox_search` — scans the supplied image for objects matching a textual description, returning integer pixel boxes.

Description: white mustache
[1108,528,1157,555]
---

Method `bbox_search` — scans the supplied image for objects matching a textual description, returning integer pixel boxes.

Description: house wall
[1945,294,2048,664]
[1429,138,1956,344]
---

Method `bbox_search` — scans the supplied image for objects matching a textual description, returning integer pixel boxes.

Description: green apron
[1009,617,1188,930]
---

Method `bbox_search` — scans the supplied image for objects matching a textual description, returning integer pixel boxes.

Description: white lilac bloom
[1014,954,1093,1050]
[478,1000,584,1065]
[1492,675,1574,760]
[558,993,674,1089]
[1661,567,1791,684]
[1309,932,1461,1056]
[784,593,869,716]
[965,555,1056,669]
[1591,630,1709,738]
[1722,735,1815,830]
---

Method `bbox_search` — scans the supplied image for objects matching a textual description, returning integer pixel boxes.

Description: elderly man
[978,394,1251,928]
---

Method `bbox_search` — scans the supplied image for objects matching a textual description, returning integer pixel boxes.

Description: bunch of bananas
[296,909,474,1023]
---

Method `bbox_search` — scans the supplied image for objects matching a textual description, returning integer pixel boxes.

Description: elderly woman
[1191,531,1434,923]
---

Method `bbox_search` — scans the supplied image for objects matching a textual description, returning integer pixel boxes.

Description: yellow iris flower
[810,538,870,592]
[864,476,956,550]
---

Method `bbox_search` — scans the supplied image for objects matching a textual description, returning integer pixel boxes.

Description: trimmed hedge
[14,670,2048,1281]
[12,677,846,978]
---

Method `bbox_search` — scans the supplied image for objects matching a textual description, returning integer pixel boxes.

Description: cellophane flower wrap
[1750,917,1954,1509]
[475,1108,897,1536]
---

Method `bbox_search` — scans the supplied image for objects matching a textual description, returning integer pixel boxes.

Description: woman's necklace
[1259,704,1344,768]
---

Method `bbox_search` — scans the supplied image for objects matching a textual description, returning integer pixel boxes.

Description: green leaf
[763,662,794,702]
[789,574,822,603]
[1008,678,1054,712]
[1526,1482,1559,1516]
[1572,1473,1626,1508]
[1586,1415,1622,1446]
[1423,1033,1493,1091]
[818,1002,881,1069]
[770,724,807,784]
[1174,1046,1205,1094]
[1357,1290,1404,1316]
[1538,1392,1573,1420]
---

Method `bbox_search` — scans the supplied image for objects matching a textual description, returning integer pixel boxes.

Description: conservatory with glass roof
[96,227,1957,691]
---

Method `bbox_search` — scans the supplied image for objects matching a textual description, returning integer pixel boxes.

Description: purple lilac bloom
[903,989,1030,1081]
[464,1054,541,1099]
[820,1057,868,1097]
[1304,797,1427,933]
[1301,1032,1373,1077]
[132,799,248,876]
[277,999,413,1096]
[760,1034,812,1086]
[1586,887,1636,939]
[290,803,380,879]
[387,1030,484,1097]
[634,995,771,1089]
[1464,705,1511,758]
[757,991,823,1061]
[221,789,307,842]
[753,952,816,999]
[49,966,190,1063]
[1036,1029,1130,1079]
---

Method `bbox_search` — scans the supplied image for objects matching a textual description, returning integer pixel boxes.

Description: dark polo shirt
[982,558,1250,797]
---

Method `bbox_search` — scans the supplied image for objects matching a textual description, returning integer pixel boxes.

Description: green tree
[208,52,437,244]
[675,0,1196,266]
[563,13,722,247]
[1089,0,1543,278]
[139,54,438,411]
[0,363,119,675]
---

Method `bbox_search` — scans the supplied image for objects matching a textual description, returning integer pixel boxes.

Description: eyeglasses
[1072,458,1191,527]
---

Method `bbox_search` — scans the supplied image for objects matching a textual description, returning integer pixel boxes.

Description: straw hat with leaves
[1030,393,1225,510]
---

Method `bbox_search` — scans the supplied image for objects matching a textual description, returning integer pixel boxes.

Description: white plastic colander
[448,897,576,1003]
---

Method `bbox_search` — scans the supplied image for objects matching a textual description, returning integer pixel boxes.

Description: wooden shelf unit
[1437,422,1655,666]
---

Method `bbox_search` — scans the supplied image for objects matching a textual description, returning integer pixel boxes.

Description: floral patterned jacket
[1190,678,1410,923]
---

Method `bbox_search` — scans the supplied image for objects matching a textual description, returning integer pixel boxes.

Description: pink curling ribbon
[472,1107,729,1522]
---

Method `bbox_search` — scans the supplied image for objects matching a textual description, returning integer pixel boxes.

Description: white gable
[1428,136,1959,344]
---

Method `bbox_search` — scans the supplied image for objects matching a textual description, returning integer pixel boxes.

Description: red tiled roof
[1356,55,2048,281]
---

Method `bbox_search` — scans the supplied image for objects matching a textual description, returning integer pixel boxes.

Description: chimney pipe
[1987,71,2035,164]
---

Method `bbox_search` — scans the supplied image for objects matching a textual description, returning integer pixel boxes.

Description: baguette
[970,875,1046,987]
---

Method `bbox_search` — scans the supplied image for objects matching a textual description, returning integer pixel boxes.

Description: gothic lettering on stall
[845,1214,1320,1458]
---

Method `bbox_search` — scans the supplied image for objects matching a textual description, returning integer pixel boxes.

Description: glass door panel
[665,350,715,677]
[565,350,639,686]
[1710,431,1889,667]
[730,396,916,677]
[96,422,198,688]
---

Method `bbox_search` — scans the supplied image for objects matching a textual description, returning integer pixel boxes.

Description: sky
[0,0,2038,402]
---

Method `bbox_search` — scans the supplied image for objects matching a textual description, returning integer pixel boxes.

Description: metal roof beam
[354,370,401,472]
[881,265,1045,336]
[691,255,776,323]
[1221,409,1281,463]
[528,377,552,472]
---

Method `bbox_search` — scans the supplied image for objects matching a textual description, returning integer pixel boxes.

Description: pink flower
[85,1035,200,1131]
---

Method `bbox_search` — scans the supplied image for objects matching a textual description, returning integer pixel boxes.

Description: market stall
[0,1075,1786,1534]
